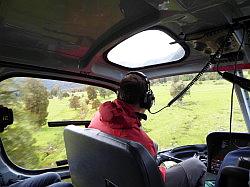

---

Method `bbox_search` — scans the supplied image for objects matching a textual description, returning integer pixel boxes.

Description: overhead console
[185,15,250,67]
[207,132,250,174]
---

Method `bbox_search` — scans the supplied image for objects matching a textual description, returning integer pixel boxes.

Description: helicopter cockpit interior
[0,0,250,187]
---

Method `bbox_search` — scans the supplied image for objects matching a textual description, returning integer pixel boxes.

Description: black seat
[215,147,250,187]
[63,125,165,187]
[217,166,249,187]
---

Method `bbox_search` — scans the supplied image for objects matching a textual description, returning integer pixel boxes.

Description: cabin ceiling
[0,0,250,84]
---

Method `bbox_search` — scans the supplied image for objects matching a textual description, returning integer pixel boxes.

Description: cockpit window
[107,30,185,68]
[0,77,115,169]
[144,72,247,150]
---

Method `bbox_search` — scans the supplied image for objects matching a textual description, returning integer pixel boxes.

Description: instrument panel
[207,132,250,174]
[158,132,250,175]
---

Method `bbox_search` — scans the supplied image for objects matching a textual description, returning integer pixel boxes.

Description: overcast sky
[107,30,185,68]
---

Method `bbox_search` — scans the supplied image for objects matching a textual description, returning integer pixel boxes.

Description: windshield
[143,72,247,150]
[0,73,248,169]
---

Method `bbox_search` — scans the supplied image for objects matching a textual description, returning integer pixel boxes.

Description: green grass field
[2,79,248,169]
[144,80,246,150]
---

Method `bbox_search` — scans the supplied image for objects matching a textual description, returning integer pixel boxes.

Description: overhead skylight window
[107,30,186,68]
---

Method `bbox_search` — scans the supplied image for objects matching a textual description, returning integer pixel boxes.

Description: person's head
[117,72,155,112]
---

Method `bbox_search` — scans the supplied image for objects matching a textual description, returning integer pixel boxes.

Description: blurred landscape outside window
[0,72,248,169]
[0,78,115,169]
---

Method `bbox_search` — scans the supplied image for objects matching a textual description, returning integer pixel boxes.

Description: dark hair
[117,73,149,106]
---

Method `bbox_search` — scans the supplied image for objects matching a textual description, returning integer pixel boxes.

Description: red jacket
[89,99,166,180]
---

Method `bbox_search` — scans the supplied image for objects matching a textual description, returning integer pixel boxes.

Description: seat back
[218,166,249,187]
[64,125,164,187]
[215,147,250,187]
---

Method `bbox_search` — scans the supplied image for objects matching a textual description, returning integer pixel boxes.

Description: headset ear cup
[147,90,155,109]
[142,93,148,109]
[141,90,155,109]
[148,91,153,108]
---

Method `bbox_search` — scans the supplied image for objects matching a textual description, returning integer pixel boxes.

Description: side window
[0,77,115,169]
[144,72,247,150]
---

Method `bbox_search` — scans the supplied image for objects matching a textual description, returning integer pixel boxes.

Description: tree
[180,74,195,81]
[172,75,180,83]
[170,81,190,102]
[22,78,49,126]
[92,99,101,110]
[58,92,63,100]
[206,72,221,80]
[62,92,70,98]
[69,96,81,110]
[50,84,60,97]
[79,104,89,120]
[159,78,167,84]
[85,99,90,105]
[98,88,114,99]
[86,86,97,100]
[99,88,107,98]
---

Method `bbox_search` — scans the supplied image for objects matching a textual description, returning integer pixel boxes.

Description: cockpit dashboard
[158,132,250,175]
[207,132,250,174]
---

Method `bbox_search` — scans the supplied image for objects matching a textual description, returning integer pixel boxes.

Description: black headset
[124,71,155,110]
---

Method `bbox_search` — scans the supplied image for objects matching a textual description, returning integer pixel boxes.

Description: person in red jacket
[89,71,206,187]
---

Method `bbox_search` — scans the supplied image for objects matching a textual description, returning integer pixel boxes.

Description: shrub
[170,81,190,102]
[92,99,101,110]
[69,96,81,110]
